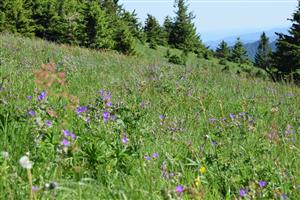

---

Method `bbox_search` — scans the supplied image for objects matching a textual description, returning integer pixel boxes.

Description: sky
[120,0,298,41]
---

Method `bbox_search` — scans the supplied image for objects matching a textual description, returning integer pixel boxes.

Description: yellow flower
[195,176,201,187]
[199,166,206,174]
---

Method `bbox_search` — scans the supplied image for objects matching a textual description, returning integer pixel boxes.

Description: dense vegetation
[1,32,300,200]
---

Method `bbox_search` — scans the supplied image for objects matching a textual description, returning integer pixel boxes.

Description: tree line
[0,0,299,82]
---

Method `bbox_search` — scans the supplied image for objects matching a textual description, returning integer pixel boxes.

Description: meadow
[0,33,299,199]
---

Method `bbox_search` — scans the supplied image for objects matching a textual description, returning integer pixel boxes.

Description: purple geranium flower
[61,139,70,147]
[229,113,235,120]
[103,111,110,122]
[239,189,247,197]
[152,153,159,158]
[144,155,151,161]
[27,95,32,100]
[76,106,88,114]
[259,181,267,188]
[106,102,113,107]
[176,185,184,193]
[63,130,76,139]
[121,136,129,144]
[45,120,52,128]
[38,91,46,101]
[159,114,166,120]
[28,110,36,116]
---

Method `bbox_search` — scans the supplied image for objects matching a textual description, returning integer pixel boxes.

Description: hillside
[0,34,300,199]
[244,40,277,60]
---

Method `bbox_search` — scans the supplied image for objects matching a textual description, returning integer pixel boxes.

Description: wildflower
[229,113,235,120]
[159,114,166,120]
[38,91,46,101]
[211,141,217,147]
[32,186,39,192]
[106,102,112,107]
[45,120,52,128]
[103,111,110,122]
[195,176,201,187]
[28,110,36,116]
[140,101,145,109]
[199,166,206,174]
[61,139,70,147]
[258,180,267,188]
[239,189,247,197]
[176,185,184,193]
[19,156,33,169]
[110,115,117,121]
[27,95,32,100]
[1,151,9,160]
[280,194,288,200]
[76,106,88,114]
[152,153,159,158]
[63,130,76,139]
[121,136,129,144]
[208,118,217,123]
[144,155,151,161]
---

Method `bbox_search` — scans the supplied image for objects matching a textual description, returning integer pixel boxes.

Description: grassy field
[0,33,299,199]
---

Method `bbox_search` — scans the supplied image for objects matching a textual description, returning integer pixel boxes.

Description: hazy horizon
[120,0,298,41]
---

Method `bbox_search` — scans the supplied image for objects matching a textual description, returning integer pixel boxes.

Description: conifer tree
[144,14,165,48]
[82,0,114,49]
[215,40,230,59]
[230,38,249,64]
[169,0,202,51]
[273,0,300,80]
[163,16,173,44]
[255,32,272,69]
[113,22,136,55]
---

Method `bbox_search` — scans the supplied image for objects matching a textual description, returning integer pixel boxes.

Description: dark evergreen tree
[144,14,166,48]
[0,0,35,36]
[230,38,249,64]
[163,16,173,44]
[215,40,230,59]
[121,10,144,42]
[273,0,300,80]
[83,0,114,49]
[255,32,272,69]
[169,0,202,51]
[113,22,136,55]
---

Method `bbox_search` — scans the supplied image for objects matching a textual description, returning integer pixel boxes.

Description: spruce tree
[255,32,272,69]
[273,0,300,80]
[230,38,249,64]
[113,22,136,55]
[144,14,165,48]
[169,0,202,51]
[83,0,114,49]
[215,40,230,59]
[163,16,173,44]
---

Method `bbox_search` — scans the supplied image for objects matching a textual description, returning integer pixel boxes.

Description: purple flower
[110,115,117,121]
[239,189,247,197]
[211,141,217,147]
[45,120,52,128]
[121,136,129,144]
[280,194,288,200]
[32,186,38,192]
[103,111,110,122]
[38,91,46,101]
[106,102,113,107]
[76,106,88,114]
[28,110,36,116]
[159,114,166,120]
[152,153,159,158]
[140,101,145,109]
[61,139,70,147]
[208,118,217,123]
[229,113,235,120]
[63,130,76,139]
[176,185,184,193]
[144,155,151,161]
[259,181,267,188]
[27,95,32,100]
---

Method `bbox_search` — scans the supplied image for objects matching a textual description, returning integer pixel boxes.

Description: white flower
[1,151,9,160]
[19,156,33,169]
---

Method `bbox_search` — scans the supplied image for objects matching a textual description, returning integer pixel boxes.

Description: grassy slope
[0,33,299,199]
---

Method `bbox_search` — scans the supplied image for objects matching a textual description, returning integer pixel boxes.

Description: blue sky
[120,0,298,41]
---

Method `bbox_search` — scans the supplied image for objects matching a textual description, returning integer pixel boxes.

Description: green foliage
[215,40,230,60]
[273,1,300,81]
[144,14,166,47]
[83,0,114,49]
[113,22,136,55]
[168,0,203,52]
[230,38,249,64]
[255,32,272,69]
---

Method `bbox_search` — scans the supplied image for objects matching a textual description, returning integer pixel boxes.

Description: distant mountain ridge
[204,27,289,61]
